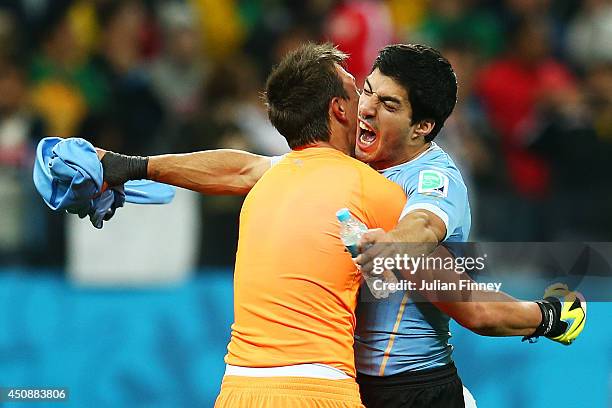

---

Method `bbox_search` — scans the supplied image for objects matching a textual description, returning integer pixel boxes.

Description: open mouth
[357,120,378,150]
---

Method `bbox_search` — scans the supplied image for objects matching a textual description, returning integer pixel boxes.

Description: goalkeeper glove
[100,152,149,187]
[523,283,586,345]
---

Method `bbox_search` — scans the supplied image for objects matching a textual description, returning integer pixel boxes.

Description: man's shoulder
[334,153,398,184]
[329,156,406,207]
[383,145,467,191]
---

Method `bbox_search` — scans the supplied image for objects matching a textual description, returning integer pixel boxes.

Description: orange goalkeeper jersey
[225,146,406,378]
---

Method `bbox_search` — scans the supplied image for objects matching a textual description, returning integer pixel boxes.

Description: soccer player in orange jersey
[207,43,408,407]
[212,43,407,407]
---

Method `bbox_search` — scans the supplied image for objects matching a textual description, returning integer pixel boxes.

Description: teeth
[357,121,376,147]
[359,132,376,146]
[359,121,375,132]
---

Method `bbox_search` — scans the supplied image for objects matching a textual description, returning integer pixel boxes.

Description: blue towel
[33,137,175,228]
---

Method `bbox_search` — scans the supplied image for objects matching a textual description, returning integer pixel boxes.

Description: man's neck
[374,142,432,171]
[404,142,433,163]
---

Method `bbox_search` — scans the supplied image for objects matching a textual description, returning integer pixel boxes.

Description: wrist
[523,299,563,342]
[101,152,149,186]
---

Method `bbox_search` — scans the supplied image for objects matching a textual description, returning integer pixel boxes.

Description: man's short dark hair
[372,44,457,142]
[265,43,349,149]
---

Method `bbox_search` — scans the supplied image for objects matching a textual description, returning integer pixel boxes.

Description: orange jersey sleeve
[225,147,406,377]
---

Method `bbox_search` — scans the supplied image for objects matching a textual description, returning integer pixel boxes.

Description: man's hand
[353,229,400,298]
[542,283,587,345]
[354,227,438,276]
[355,228,399,276]
[523,283,587,345]
[355,210,444,276]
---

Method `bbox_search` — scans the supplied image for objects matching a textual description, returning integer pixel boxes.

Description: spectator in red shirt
[476,16,576,199]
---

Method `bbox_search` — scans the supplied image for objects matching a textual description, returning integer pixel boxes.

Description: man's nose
[359,96,376,118]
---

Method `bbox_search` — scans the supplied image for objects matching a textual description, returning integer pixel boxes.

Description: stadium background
[0,0,610,407]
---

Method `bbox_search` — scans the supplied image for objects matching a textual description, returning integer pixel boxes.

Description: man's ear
[331,97,348,123]
[412,120,435,140]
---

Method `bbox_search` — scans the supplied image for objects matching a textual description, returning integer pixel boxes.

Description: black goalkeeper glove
[100,152,149,187]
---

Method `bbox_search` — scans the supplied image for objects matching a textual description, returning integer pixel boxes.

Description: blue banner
[0,270,608,407]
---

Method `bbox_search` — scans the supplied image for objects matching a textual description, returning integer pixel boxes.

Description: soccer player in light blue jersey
[351,45,583,408]
[94,43,586,408]
[351,44,476,407]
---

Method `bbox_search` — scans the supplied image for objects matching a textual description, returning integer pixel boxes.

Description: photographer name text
[373,279,503,293]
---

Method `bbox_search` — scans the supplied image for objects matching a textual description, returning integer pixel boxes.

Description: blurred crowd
[1,0,611,269]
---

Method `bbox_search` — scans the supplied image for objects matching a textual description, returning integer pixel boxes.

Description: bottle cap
[336,208,351,222]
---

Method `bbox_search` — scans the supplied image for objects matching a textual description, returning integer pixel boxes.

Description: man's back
[225,146,406,378]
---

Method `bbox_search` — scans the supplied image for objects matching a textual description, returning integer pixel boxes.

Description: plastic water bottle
[336,208,397,298]
[336,208,367,257]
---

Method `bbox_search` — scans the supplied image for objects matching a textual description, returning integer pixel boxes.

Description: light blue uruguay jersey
[355,142,471,376]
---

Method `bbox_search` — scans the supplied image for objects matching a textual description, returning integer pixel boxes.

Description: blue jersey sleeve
[398,166,468,240]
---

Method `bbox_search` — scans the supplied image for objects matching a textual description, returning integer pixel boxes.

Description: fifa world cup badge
[417,169,449,198]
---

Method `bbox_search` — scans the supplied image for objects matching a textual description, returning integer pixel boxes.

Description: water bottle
[336,208,397,299]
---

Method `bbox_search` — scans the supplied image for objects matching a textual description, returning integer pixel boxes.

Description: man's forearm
[147,150,270,195]
[436,299,542,337]
[387,215,541,336]
[358,218,563,340]
[99,149,270,195]
[400,245,542,337]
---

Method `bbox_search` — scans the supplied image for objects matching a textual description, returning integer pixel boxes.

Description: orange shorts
[215,375,365,408]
